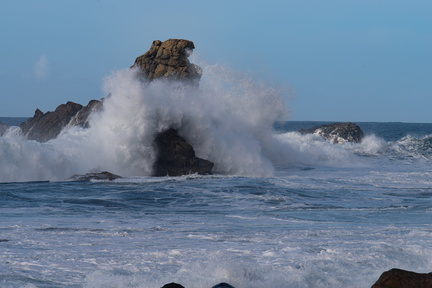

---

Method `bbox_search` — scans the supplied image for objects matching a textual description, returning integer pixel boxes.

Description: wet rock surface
[371,268,432,288]
[299,122,364,144]
[152,128,213,176]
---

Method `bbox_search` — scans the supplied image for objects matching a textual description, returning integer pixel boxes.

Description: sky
[0,0,431,122]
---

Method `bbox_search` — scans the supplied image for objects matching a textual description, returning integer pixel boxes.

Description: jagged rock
[152,128,214,176]
[299,122,364,144]
[20,101,84,142]
[371,268,432,288]
[132,39,201,83]
[69,171,121,181]
[68,99,103,128]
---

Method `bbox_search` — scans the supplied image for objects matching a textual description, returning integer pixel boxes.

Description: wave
[0,64,288,182]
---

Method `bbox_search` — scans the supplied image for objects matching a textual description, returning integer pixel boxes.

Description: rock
[20,101,84,142]
[69,171,121,181]
[161,284,185,288]
[152,128,214,176]
[68,99,103,128]
[132,39,201,84]
[299,122,364,144]
[371,268,432,288]
[211,283,236,288]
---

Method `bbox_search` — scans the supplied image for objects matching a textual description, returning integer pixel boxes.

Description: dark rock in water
[69,171,121,181]
[132,39,201,84]
[152,128,214,176]
[371,268,432,288]
[299,122,364,144]
[20,101,84,142]
[211,283,236,288]
[161,283,185,288]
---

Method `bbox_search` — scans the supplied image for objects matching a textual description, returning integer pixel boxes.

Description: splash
[0,64,288,182]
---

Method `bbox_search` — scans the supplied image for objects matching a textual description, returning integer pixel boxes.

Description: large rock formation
[132,39,201,83]
[152,128,213,176]
[19,39,214,177]
[371,268,432,288]
[299,122,364,144]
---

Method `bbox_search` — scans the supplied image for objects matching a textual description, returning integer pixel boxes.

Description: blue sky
[0,0,431,122]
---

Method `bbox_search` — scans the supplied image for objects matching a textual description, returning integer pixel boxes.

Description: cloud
[33,55,50,80]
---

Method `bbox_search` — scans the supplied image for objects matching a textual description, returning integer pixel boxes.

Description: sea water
[1,64,432,288]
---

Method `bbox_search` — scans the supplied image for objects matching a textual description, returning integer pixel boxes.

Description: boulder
[132,39,201,84]
[371,268,432,288]
[152,128,214,176]
[69,171,121,181]
[299,122,364,144]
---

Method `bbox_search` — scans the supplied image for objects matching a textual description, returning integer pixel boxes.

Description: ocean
[1,66,432,288]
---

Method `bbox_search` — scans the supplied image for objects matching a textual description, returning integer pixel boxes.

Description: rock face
[299,122,364,144]
[20,102,84,142]
[132,39,201,83]
[371,268,432,288]
[152,128,214,176]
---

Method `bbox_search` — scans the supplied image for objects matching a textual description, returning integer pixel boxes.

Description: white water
[0,64,289,182]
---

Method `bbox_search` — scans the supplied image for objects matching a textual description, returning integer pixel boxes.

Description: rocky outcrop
[19,39,214,177]
[69,171,121,181]
[371,268,432,288]
[20,102,84,142]
[152,128,213,176]
[299,122,364,144]
[132,39,201,83]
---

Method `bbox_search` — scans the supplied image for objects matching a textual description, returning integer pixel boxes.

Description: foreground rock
[69,171,121,181]
[299,122,364,144]
[371,268,432,288]
[152,128,213,176]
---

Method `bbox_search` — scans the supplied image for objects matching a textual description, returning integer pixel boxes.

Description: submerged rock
[152,128,214,176]
[371,268,432,288]
[299,122,364,144]
[69,171,121,181]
